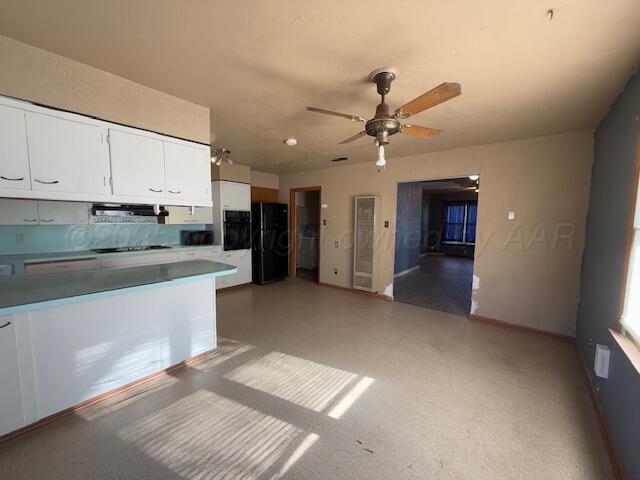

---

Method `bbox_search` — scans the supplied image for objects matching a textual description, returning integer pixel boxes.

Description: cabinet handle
[23,219,38,223]
[148,188,163,193]
[168,190,181,194]
[1,175,24,181]
[0,321,11,329]
[34,178,60,184]
[40,219,54,223]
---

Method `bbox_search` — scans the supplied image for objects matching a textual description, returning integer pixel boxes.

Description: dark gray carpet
[393,255,474,315]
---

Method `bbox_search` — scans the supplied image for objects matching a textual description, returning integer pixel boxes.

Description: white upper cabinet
[221,181,251,211]
[37,201,89,225]
[0,104,30,191]
[108,129,165,200]
[165,206,213,224]
[0,199,38,225]
[0,96,212,206]
[164,140,211,204]
[25,112,109,196]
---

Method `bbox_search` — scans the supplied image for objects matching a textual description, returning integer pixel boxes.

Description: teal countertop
[0,259,236,315]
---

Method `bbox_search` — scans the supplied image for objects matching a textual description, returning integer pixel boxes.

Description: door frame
[392,175,481,315]
[289,186,322,281]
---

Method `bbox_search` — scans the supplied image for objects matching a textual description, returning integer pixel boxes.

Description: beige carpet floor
[0,280,614,479]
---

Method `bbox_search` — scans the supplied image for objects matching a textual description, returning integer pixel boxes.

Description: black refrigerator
[251,202,289,284]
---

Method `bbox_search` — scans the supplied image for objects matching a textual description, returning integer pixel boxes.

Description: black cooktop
[92,245,172,254]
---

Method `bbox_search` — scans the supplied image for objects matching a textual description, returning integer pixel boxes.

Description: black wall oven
[223,210,251,251]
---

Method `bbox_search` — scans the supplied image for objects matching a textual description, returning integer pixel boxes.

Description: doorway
[393,176,479,315]
[289,187,321,282]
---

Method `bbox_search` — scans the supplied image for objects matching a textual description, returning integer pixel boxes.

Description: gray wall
[419,190,431,254]
[394,182,423,274]
[576,70,640,479]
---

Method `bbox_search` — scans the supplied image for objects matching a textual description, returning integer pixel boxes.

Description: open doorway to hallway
[393,176,479,315]
[289,187,321,282]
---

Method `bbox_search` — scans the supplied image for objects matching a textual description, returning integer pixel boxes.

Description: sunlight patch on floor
[224,352,357,411]
[117,389,310,480]
[327,376,375,419]
[191,337,255,372]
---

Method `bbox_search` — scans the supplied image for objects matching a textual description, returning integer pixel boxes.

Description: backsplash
[0,224,207,255]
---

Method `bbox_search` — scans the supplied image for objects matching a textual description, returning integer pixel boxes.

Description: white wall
[279,131,594,336]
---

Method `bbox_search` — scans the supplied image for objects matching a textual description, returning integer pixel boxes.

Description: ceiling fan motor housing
[365,100,401,143]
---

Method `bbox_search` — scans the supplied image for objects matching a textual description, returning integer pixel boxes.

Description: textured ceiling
[0,1,639,173]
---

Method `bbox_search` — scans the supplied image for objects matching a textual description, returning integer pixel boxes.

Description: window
[442,201,477,245]
[621,173,640,341]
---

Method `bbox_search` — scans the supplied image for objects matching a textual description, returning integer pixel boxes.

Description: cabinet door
[0,198,39,225]
[0,104,31,191]
[108,129,165,200]
[37,201,89,225]
[221,182,250,211]
[165,206,213,224]
[0,316,25,436]
[164,141,211,205]
[221,249,251,288]
[25,112,109,195]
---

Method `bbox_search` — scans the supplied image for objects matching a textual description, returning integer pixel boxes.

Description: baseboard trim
[318,282,392,301]
[575,346,630,480]
[468,314,574,342]
[217,283,251,293]
[393,265,420,278]
[0,349,214,444]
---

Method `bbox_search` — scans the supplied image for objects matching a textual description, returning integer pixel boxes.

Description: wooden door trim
[289,186,321,280]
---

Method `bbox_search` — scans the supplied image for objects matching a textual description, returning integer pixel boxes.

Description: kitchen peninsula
[0,254,236,438]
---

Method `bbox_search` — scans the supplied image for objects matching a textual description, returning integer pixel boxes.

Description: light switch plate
[507,210,516,220]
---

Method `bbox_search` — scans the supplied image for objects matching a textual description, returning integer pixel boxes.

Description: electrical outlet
[588,336,594,347]
[323,219,327,226]
[15,233,24,245]
[507,210,516,220]
[334,241,339,248]
[333,268,338,275]
[384,220,389,228]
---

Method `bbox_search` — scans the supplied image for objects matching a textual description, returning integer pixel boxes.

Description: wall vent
[353,195,380,293]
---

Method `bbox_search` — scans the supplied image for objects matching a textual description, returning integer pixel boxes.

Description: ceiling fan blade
[338,131,367,144]
[401,125,442,140]
[395,82,461,118]
[307,107,365,122]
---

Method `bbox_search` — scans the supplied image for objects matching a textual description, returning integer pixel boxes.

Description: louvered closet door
[353,196,377,292]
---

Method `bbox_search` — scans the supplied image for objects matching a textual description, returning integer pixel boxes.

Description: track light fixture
[211,148,232,166]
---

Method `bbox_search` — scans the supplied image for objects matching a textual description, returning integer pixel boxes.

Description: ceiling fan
[307,67,461,168]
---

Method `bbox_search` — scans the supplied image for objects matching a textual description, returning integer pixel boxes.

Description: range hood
[91,204,168,224]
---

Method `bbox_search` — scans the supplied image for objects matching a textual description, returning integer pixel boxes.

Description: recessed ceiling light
[332,156,350,162]
[284,138,297,146]
[469,174,480,181]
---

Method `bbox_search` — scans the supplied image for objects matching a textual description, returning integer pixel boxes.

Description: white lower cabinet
[99,251,178,270]
[0,316,25,436]
[219,249,251,289]
[177,247,222,262]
